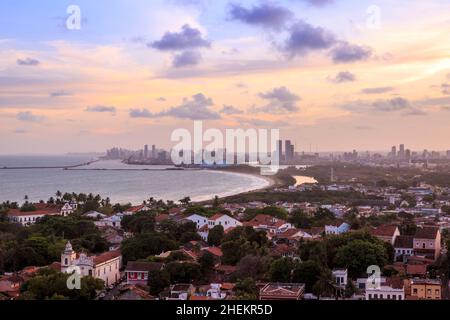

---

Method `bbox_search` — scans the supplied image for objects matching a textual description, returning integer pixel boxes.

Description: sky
[1,0,450,154]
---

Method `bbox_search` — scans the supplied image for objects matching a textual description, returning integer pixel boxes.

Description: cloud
[173,50,202,68]
[50,90,73,97]
[340,97,426,116]
[300,0,334,6]
[228,3,293,30]
[254,87,301,114]
[331,42,372,63]
[130,94,221,120]
[441,83,450,95]
[16,111,45,123]
[329,71,356,83]
[129,108,153,118]
[361,87,395,94]
[17,58,40,66]
[149,24,211,51]
[236,117,290,127]
[220,105,244,115]
[282,21,336,57]
[85,105,117,114]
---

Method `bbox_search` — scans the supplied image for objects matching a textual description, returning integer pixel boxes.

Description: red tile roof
[202,247,223,257]
[93,250,121,265]
[371,225,398,237]
[8,209,60,217]
[209,214,225,221]
[414,226,439,240]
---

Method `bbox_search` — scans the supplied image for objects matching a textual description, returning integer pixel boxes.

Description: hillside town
[1,165,450,301]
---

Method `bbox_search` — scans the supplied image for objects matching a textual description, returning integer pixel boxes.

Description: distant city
[103,142,450,168]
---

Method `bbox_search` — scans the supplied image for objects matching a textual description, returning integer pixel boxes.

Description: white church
[61,241,122,287]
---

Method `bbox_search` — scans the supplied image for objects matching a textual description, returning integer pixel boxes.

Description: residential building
[61,241,122,287]
[245,214,293,235]
[365,278,405,300]
[185,214,208,229]
[410,279,442,300]
[125,261,165,285]
[413,226,441,260]
[259,283,305,300]
[371,225,400,245]
[167,284,196,300]
[8,209,61,226]
[207,214,242,230]
[394,235,414,261]
[332,269,348,288]
[325,222,350,235]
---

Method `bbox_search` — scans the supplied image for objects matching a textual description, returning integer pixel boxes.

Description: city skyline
[2,1,450,154]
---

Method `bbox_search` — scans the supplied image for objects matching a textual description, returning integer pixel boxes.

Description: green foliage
[121,232,177,263]
[207,225,224,246]
[20,268,103,300]
[268,258,295,283]
[121,212,156,233]
[244,206,288,221]
[221,227,268,265]
[148,270,170,296]
[334,240,388,278]
[165,262,201,283]
[234,277,259,300]
[199,252,215,274]
[291,261,324,292]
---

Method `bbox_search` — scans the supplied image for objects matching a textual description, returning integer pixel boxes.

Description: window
[413,288,418,294]
[435,289,440,296]
[387,295,391,299]
[65,258,68,265]
[393,295,397,300]
[368,294,372,300]
[374,294,378,299]
[423,243,426,249]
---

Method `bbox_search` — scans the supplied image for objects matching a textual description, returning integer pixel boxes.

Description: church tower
[61,241,77,273]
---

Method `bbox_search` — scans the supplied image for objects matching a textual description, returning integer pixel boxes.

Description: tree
[334,240,388,278]
[213,195,220,208]
[121,233,177,263]
[207,225,224,246]
[288,209,311,229]
[268,258,295,283]
[234,255,266,280]
[179,197,191,206]
[234,277,259,300]
[148,270,170,296]
[165,262,201,283]
[291,261,324,292]
[199,252,215,274]
[344,279,358,298]
[313,271,336,299]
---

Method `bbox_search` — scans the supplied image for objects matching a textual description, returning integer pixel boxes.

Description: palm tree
[313,272,339,300]
[56,190,62,199]
[179,197,191,206]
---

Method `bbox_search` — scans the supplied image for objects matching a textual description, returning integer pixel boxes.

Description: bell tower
[61,241,77,273]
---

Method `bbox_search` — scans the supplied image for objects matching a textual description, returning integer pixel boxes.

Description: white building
[325,222,350,235]
[61,201,78,216]
[207,214,242,230]
[365,278,405,300]
[185,214,209,229]
[94,214,123,229]
[61,242,122,287]
[332,269,348,288]
[8,210,61,226]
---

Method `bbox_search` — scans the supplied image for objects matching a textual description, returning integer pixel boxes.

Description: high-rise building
[277,140,283,161]
[152,145,156,159]
[144,144,149,159]
[284,140,295,162]
[391,146,397,158]
[399,144,405,159]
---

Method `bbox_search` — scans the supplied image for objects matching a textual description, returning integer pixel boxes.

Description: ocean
[0,156,270,205]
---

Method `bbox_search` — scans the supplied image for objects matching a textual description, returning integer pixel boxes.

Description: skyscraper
[285,140,292,162]
[399,144,405,159]
[152,145,156,159]
[277,140,283,162]
[144,144,149,159]
[391,146,397,158]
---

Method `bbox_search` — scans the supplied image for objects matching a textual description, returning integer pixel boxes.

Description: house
[61,201,77,216]
[196,283,229,300]
[410,278,442,300]
[124,204,151,215]
[413,226,441,260]
[259,283,305,300]
[371,225,400,245]
[245,214,293,235]
[393,235,414,261]
[332,269,348,288]
[125,261,165,285]
[0,275,23,299]
[94,214,123,229]
[365,277,405,300]
[325,222,350,235]
[167,284,196,300]
[8,209,61,226]
[185,214,209,229]
[208,214,242,230]
[116,285,156,300]
[274,228,314,245]
[61,241,122,287]
[84,211,107,219]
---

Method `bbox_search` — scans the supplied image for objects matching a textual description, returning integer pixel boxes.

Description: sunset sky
[1,0,450,154]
